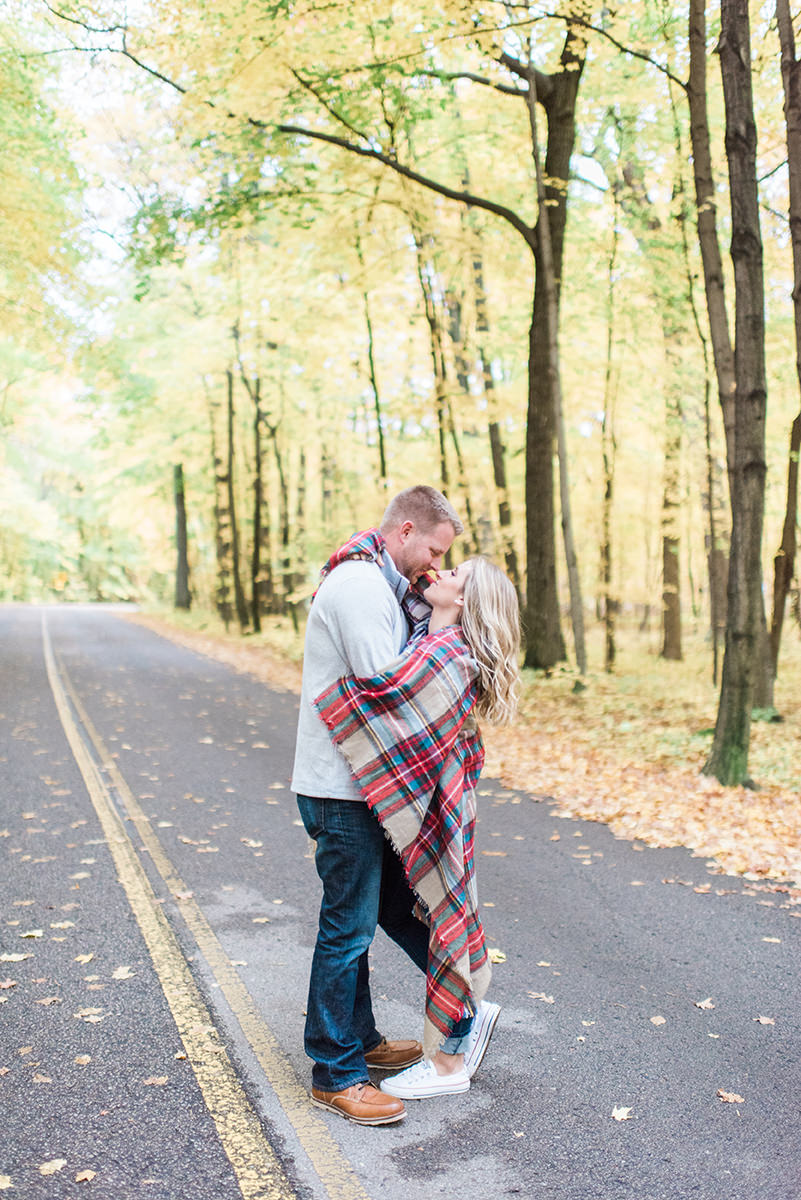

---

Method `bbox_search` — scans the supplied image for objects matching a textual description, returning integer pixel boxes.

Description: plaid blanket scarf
[314,625,491,1059]
[316,527,432,636]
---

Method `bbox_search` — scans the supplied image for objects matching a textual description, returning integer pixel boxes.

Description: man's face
[391,520,456,585]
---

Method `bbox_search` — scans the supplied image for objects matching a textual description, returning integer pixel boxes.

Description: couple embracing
[291,485,520,1125]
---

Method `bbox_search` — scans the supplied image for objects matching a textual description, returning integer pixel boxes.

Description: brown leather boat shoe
[364,1037,423,1070]
[311,1082,405,1125]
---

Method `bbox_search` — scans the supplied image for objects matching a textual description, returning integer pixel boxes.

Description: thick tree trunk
[522,29,586,671]
[528,73,586,677]
[173,463,191,610]
[703,0,768,785]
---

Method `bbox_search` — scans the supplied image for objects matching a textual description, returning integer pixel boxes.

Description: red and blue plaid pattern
[315,626,491,1057]
[316,527,432,634]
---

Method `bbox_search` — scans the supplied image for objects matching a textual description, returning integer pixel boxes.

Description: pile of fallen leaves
[130,612,801,886]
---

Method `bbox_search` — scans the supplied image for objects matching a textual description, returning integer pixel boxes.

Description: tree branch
[276,123,536,246]
[417,68,526,97]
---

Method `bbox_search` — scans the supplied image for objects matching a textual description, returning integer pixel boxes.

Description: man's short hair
[380,485,464,536]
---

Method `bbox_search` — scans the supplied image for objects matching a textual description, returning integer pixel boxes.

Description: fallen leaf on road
[75,1170,96,1183]
[481,850,508,857]
[73,1008,106,1023]
[142,1076,168,1086]
[0,1175,11,1189]
[717,1089,745,1104]
[111,966,134,980]
[0,953,30,962]
[241,839,263,848]
[0,980,17,990]
[74,955,94,964]
[20,930,43,939]
[754,1015,775,1025]
[252,917,270,924]
[32,1073,52,1083]
[488,948,506,963]
[35,997,62,1006]
[50,921,74,930]
[695,998,715,1010]
[762,937,781,944]
[74,1055,91,1065]
[39,1160,67,1176]
[650,1016,666,1026]
[527,991,555,1003]
[612,1106,634,1121]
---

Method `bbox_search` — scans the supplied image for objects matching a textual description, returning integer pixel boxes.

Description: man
[292,485,463,1125]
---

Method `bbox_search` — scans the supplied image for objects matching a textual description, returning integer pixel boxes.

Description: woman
[314,556,520,1100]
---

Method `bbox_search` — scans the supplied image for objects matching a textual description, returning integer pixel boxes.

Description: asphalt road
[1,605,799,1200]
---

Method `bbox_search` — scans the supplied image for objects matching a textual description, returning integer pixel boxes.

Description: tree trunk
[295,446,307,592]
[205,377,234,629]
[528,74,586,676]
[774,0,801,679]
[354,223,388,488]
[660,382,683,661]
[173,463,191,610]
[601,196,619,673]
[469,231,522,591]
[225,368,250,631]
[770,413,801,674]
[703,0,768,785]
[523,30,587,674]
[250,377,272,632]
[688,0,736,470]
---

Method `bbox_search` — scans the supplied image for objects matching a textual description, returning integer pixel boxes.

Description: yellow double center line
[42,614,371,1200]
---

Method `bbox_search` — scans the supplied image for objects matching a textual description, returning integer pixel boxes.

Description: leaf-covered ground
[130,613,801,889]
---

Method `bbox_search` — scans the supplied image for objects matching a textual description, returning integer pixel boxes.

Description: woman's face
[425,561,472,611]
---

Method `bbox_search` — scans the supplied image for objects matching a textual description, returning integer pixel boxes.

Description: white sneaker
[379,1059,470,1099]
[463,1000,501,1078]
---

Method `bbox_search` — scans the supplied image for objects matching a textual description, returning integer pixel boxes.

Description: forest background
[2,2,800,881]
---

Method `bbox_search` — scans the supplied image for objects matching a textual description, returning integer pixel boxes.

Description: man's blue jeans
[297,794,433,1091]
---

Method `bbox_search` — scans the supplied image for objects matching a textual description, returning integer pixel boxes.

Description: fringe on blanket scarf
[315,625,491,1060]
[315,527,432,637]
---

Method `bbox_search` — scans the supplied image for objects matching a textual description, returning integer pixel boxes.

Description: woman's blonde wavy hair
[459,557,521,725]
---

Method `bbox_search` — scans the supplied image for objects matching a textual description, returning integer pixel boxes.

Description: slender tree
[173,463,191,610]
[773,0,801,678]
[702,0,768,786]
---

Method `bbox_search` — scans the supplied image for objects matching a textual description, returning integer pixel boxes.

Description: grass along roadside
[127,609,801,890]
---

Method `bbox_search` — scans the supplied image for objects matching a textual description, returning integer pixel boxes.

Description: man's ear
[399,520,415,541]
